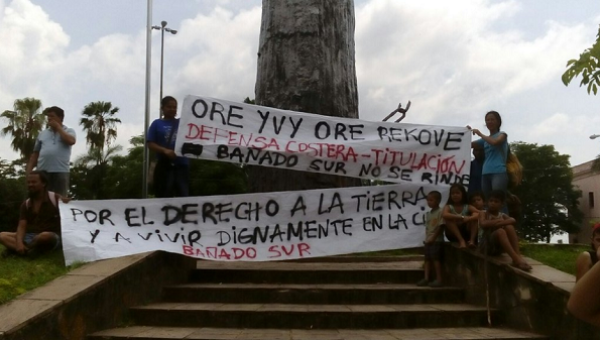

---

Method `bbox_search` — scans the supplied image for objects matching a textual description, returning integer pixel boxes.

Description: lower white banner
[61,183,440,265]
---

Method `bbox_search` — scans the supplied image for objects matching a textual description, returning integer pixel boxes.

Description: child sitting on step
[442,183,479,249]
[417,191,444,288]
[479,190,531,272]
[568,252,600,327]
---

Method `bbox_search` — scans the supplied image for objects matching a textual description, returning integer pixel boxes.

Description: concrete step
[191,261,424,284]
[130,303,500,329]
[284,254,424,263]
[88,326,550,340]
[163,283,465,304]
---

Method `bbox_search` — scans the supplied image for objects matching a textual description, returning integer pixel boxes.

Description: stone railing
[0,251,196,340]
[443,244,600,340]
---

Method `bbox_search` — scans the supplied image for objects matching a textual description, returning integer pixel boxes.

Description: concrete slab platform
[453,244,577,293]
[134,302,490,313]
[89,326,549,339]
[19,273,106,301]
[0,251,197,340]
[195,261,424,271]
[169,283,463,290]
[68,252,152,277]
[0,299,60,332]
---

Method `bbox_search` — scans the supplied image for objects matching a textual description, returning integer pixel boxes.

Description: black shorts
[444,223,471,242]
[424,242,444,261]
[479,229,503,256]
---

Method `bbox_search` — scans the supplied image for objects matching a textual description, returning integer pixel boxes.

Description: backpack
[26,191,59,209]
[505,146,523,188]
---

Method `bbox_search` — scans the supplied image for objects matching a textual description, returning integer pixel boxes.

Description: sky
[0,0,599,168]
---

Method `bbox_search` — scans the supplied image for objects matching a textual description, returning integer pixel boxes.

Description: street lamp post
[590,134,600,140]
[142,0,154,198]
[152,21,177,117]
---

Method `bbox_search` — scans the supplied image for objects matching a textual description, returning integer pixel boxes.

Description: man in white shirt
[26,106,76,196]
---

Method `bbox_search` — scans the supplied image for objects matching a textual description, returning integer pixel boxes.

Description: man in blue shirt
[26,106,76,196]
[147,96,189,197]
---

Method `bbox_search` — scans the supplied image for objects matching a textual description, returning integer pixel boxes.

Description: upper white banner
[175,95,471,186]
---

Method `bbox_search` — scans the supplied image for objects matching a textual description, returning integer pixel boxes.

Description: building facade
[570,160,600,244]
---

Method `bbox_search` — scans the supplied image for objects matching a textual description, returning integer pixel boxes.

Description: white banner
[61,184,441,265]
[175,95,471,186]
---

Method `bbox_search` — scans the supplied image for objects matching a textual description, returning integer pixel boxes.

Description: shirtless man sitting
[0,171,67,257]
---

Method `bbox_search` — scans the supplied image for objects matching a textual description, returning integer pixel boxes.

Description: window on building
[590,192,595,208]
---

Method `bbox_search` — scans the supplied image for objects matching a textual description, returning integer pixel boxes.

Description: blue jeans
[153,161,190,198]
[482,173,508,213]
[24,232,61,250]
[481,173,508,200]
[46,172,69,197]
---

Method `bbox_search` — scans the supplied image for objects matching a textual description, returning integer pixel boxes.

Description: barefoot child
[417,191,444,288]
[442,184,479,248]
[479,190,531,271]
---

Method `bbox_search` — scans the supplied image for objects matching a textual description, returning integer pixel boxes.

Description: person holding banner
[147,96,190,198]
[467,111,508,199]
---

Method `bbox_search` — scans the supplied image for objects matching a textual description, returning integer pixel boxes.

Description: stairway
[88,257,548,340]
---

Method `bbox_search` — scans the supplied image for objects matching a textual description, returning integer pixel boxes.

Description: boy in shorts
[479,190,531,271]
[417,191,444,287]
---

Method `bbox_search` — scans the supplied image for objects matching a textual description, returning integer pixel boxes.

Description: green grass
[520,243,589,276]
[0,245,81,305]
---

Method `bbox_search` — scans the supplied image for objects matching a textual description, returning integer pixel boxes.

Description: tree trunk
[248,0,360,193]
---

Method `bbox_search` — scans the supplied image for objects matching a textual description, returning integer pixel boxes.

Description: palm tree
[129,134,145,149]
[74,144,123,199]
[0,98,45,161]
[80,101,121,151]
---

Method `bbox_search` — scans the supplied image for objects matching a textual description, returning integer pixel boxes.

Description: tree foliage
[69,133,248,200]
[101,135,144,199]
[0,158,27,232]
[71,138,141,200]
[511,142,583,242]
[189,160,247,197]
[71,144,123,200]
[0,97,45,161]
[562,25,600,95]
[80,101,121,151]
